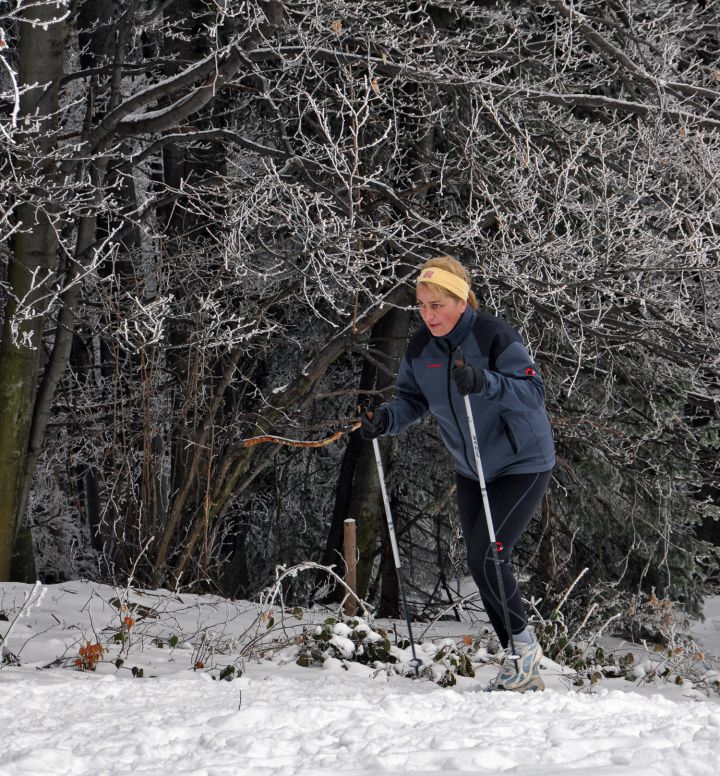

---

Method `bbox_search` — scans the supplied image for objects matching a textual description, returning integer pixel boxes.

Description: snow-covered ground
[1,580,719,776]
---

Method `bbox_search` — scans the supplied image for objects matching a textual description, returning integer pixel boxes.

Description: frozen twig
[553,568,589,615]
[1,581,45,665]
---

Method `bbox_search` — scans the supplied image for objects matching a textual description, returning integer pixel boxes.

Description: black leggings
[456,469,552,647]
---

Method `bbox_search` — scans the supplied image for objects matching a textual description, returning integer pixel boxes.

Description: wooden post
[343,519,357,618]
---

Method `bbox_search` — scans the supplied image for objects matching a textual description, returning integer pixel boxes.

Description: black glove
[360,407,388,440]
[451,362,486,396]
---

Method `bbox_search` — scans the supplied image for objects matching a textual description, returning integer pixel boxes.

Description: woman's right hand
[359,407,388,440]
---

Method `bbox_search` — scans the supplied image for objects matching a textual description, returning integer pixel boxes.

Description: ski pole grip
[452,346,465,367]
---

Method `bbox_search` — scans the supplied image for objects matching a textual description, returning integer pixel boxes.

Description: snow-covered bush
[530,581,720,693]
[294,614,480,687]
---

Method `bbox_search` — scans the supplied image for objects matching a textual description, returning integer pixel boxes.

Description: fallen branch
[241,421,361,449]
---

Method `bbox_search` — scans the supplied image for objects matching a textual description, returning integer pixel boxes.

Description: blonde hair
[418,256,478,310]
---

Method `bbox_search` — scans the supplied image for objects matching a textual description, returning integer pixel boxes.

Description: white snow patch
[0,580,718,776]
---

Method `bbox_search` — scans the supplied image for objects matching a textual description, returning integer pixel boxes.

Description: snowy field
[1,581,720,776]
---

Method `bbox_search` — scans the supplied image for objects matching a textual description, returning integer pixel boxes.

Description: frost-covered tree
[0,0,69,579]
[0,1,718,623]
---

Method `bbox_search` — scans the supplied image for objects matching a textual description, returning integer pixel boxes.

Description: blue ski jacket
[383,306,555,482]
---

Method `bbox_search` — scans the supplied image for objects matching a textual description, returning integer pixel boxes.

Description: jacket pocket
[500,414,519,454]
[500,410,542,455]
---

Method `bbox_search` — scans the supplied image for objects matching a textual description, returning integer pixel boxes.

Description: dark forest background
[1,0,719,633]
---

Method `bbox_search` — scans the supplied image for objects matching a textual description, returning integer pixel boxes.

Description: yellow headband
[416,267,470,301]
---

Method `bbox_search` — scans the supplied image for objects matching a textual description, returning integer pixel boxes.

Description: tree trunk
[75,0,128,560]
[0,6,67,580]
[326,304,412,602]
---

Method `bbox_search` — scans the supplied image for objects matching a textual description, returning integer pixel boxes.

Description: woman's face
[416,284,467,337]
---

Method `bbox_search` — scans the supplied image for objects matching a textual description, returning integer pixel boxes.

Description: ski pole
[452,347,520,671]
[365,408,422,676]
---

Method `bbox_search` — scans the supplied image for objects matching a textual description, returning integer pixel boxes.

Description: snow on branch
[88,45,246,146]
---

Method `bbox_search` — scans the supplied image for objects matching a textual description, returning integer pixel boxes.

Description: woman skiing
[360,256,555,691]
